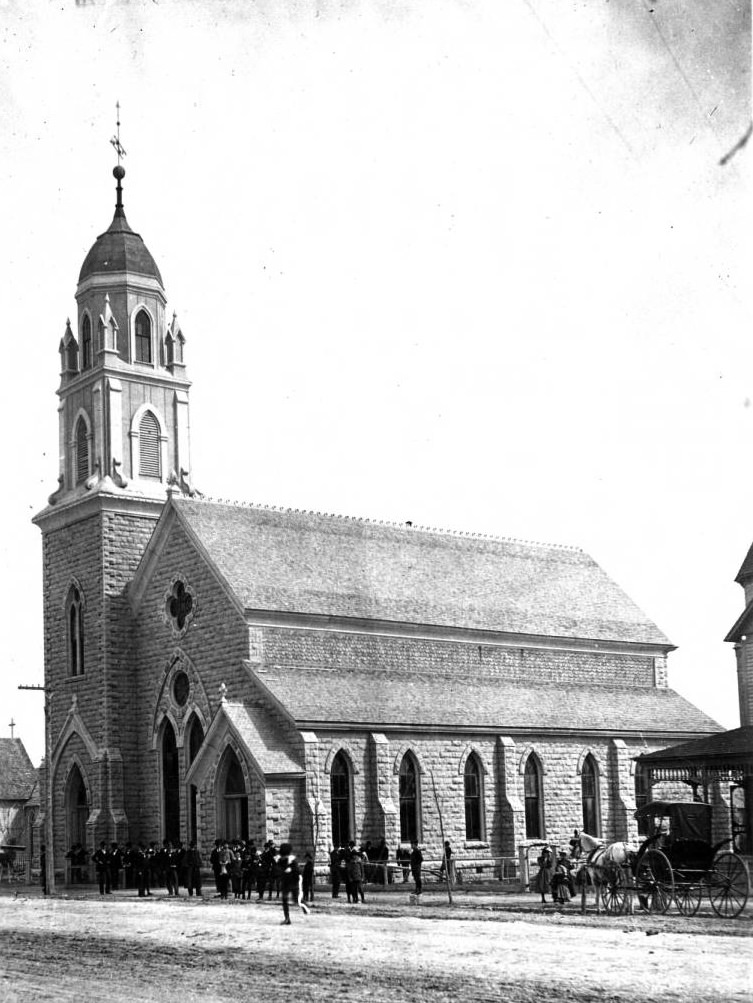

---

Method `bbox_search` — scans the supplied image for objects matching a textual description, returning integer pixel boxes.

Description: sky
[0,0,750,767]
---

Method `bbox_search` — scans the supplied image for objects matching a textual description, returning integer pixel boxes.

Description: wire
[519,0,635,157]
[636,0,725,156]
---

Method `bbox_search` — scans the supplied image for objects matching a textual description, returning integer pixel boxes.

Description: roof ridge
[181,494,583,553]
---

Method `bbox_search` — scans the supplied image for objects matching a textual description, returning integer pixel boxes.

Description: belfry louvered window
[139,411,161,479]
[81,315,92,369]
[75,417,89,484]
[134,310,152,364]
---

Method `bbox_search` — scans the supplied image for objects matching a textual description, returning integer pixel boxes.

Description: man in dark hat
[277,843,309,925]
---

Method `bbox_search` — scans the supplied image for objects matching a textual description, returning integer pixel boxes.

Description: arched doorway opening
[161,719,180,843]
[65,764,89,850]
[221,750,248,842]
[186,715,204,843]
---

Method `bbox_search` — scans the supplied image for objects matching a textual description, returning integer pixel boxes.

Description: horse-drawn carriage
[584,801,750,918]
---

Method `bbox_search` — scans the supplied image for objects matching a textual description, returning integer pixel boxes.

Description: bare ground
[0,886,750,1003]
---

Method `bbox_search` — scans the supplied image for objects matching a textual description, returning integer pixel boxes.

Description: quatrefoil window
[167,580,194,631]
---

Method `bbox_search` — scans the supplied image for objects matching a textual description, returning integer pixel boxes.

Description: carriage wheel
[635,849,674,914]
[708,852,749,919]
[600,865,628,915]
[675,880,702,916]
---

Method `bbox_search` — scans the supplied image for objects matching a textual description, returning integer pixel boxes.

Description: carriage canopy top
[633,801,712,842]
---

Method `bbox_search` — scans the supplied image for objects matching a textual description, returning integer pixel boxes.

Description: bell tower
[34,144,195,868]
[53,162,192,502]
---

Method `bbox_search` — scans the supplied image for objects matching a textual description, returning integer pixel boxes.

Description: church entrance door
[162,720,180,843]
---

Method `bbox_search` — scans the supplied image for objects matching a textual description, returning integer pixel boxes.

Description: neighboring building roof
[173,498,672,646]
[734,542,753,585]
[252,663,719,737]
[79,202,163,284]
[0,739,38,801]
[635,726,752,766]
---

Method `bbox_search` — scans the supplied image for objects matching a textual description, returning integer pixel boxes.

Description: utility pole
[18,683,54,895]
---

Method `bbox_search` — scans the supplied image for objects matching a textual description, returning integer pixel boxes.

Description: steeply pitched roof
[0,739,38,801]
[172,498,671,646]
[252,663,719,736]
[221,700,303,775]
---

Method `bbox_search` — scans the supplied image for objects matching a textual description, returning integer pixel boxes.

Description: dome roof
[78,169,163,285]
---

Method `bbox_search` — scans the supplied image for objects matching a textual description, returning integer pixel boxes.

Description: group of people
[84,838,205,897]
[532,829,581,905]
[329,838,426,900]
[67,833,437,908]
[70,836,316,916]
[209,838,314,905]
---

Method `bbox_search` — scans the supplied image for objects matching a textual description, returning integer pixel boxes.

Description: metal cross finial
[110,101,127,164]
[8,718,15,739]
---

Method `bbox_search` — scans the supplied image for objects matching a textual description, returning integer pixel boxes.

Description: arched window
[330,751,351,848]
[134,310,152,364]
[187,716,204,766]
[81,315,92,369]
[66,585,85,676]
[65,336,78,373]
[65,765,89,852]
[139,411,161,480]
[399,753,420,843]
[524,756,543,839]
[222,751,248,842]
[162,720,180,843]
[581,754,601,837]
[75,417,89,485]
[464,753,484,840]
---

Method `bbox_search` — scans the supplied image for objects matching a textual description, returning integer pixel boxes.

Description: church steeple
[50,152,193,505]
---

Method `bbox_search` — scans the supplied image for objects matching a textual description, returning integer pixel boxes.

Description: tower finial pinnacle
[110,100,127,165]
[111,101,127,217]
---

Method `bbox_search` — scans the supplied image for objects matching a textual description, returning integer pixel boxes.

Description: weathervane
[110,101,127,164]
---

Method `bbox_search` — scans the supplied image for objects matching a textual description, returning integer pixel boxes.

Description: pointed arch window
[74,417,89,485]
[222,751,248,842]
[81,315,92,369]
[464,753,484,841]
[139,411,161,479]
[134,310,152,364]
[187,716,204,766]
[399,753,420,843]
[330,751,351,848]
[524,756,544,839]
[66,585,85,677]
[581,754,601,837]
[65,336,78,374]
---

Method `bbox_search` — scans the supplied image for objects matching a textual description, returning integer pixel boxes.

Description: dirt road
[0,889,750,1002]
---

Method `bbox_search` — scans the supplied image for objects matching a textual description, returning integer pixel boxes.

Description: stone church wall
[131,518,252,843]
[262,628,656,688]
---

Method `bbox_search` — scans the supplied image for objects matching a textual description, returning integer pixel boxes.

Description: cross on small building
[8,718,15,739]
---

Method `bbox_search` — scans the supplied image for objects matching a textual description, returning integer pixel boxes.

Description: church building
[34,164,722,878]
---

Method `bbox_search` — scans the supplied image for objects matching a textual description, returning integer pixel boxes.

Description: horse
[574,833,637,915]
